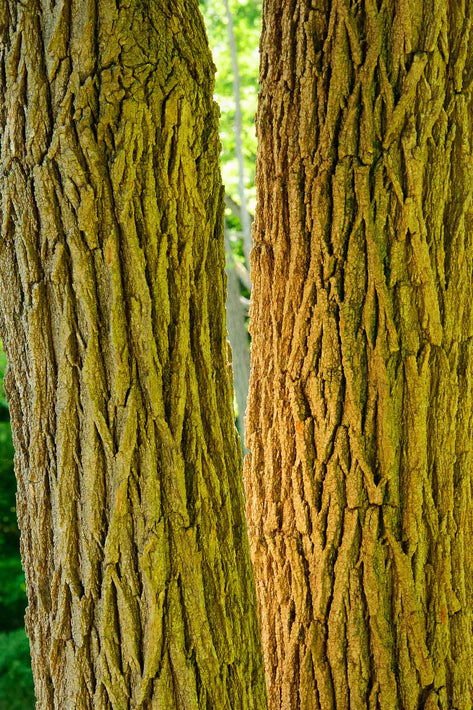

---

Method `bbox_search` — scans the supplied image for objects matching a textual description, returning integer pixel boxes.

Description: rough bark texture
[245,1,473,708]
[0,2,266,708]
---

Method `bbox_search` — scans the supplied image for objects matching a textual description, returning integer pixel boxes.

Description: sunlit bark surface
[246,1,473,708]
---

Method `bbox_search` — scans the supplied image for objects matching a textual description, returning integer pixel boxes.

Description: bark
[225,227,251,451]
[245,1,473,709]
[0,2,266,708]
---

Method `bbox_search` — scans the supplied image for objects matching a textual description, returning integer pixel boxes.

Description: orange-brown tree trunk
[245,1,473,708]
[0,1,266,708]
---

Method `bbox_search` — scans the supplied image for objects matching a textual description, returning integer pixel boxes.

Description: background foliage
[0,347,35,706]
[200,0,260,213]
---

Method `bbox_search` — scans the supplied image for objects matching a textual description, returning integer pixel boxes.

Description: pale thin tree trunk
[224,194,252,290]
[0,1,266,708]
[223,0,253,271]
[225,227,251,451]
[246,1,473,709]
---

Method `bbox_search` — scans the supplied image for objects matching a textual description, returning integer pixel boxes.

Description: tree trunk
[0,2,266,708]
[245,1,473,709]
[225,227,251,450]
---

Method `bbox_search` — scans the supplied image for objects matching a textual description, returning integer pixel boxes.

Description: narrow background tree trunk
[225,226,251,450]
[0,1,266,708]
[246,1,473,708]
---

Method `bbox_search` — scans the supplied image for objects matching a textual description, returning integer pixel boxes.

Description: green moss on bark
[0,2,266,708]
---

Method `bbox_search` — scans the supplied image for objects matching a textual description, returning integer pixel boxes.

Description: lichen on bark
[0,1,266,708]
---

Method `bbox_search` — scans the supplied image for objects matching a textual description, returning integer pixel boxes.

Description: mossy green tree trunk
[245,1,473,708]
[0,2,266,708]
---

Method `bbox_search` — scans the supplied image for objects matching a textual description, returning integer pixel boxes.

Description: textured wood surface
[0,2,266,707]
[246,1,473,708]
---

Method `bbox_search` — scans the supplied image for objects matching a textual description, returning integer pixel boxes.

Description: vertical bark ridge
[246,1,473,708]
[0,1,266,708]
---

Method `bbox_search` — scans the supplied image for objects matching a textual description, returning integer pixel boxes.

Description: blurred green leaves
[0,346,34,704]
[0,629,35,709]
[200,0,261,212]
